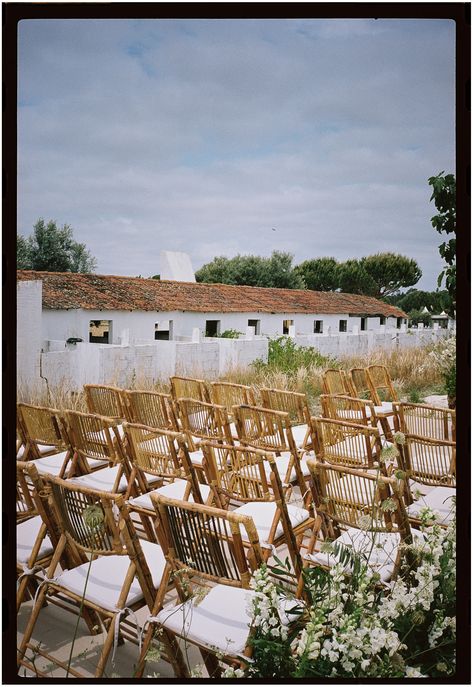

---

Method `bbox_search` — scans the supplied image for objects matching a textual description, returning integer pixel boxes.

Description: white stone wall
[17,281,47,396]
[294,327,452,358]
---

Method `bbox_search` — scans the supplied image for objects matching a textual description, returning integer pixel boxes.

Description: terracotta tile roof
[17,270,407,318]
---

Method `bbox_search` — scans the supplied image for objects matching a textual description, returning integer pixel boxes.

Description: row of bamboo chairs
[16,373,456,677]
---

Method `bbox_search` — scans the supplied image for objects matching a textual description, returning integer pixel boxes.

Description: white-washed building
[17,270,408,345]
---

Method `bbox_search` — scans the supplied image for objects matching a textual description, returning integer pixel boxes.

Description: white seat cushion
[373,402,394,415]
[156,584,255,656]
[306,528,422,582]
[32,451,70,476]
[17,515,54,564]
[57,539,166,612]
[69,465,128,493]
[17,445,26,459]
[263,452,310,482]
[128,481,211,511]
[407,486,456,525]
[233,501,310,543]
[290,424,310,448]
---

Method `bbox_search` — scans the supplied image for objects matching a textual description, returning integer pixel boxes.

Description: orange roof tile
[17,271,407,318]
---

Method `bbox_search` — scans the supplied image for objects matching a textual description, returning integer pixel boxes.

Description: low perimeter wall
[31,328,453,395]
[37,337,269,392]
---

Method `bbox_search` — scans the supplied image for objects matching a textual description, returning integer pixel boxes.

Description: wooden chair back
[170,376,210,403]
[394,402,455,442]
[307,460,409,536]
[63,410,123,469]
[310,416,381,469]
[124,421,184,472]
[320,394,375,427]
[260,387,310,426]
[16,460,41,523]
[201,441,275,506]
[176,398,233,448]
[151,496,263,588]
[123,389,178,430]
[321,369,352,396]
[402,435,456,487]
[349,367,376,401]
[209,382,256,419]
[84,384,126,421]
[17,403,69,460]
[366,365,398,403]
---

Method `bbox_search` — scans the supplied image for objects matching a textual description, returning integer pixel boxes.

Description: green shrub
[218,329,242,339]
[253,337,333,374]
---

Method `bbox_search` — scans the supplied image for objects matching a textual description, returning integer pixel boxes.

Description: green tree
[17,219,97,273]
[386,288,450,314]
[195,251,304,289]
[407,308,432,328]
[337,259,377,295]
[294,257,339,291]
[360,252,422,299]
[428,172,456,313]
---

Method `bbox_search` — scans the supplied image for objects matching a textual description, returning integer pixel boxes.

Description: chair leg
[133,622,155,678]
[17,584,48,668]
[94,612,117,677]
[200,648,222,678]
[162,629,190,678]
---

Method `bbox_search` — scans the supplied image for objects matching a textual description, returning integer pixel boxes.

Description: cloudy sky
[18,18,455,289]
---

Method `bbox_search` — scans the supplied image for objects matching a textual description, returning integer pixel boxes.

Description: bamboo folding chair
[209,381,257,433]
[233,405,309,496]
[17,403,74,477]
[169,375,210,403]
[200,440,309,573]
[135,497,267,678]
[398,434,456,527]
[122,389,178,430]
[310,417,383,471]
[304,460,412,583]
[349,367,396,439]
[17,476,173,678]
[321,369,352,396]
[124,422,212,539]
[260,387,312,450]
[16,461,57,611]
[63,410,129,493]
[394,402,456,442]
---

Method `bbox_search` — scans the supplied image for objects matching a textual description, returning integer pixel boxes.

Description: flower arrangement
[420,336,456,408]
[229,504,456,679]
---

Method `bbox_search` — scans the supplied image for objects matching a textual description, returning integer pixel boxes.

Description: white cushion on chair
[17,445,26,459]
[407,486,455,525]
[290,424,310,448]
[374,402,394,415]
[57,539,166,612]
[32,451,70,476]
[17,515,54,564]
[69,465,128,493]
[233,501,310,543]
[156,584,255,656]
[128,481,211,511]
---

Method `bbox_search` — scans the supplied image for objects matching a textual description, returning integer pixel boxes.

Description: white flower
[405,666,426,677]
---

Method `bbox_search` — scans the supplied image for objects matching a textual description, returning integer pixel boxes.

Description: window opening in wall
[248,319,260,335]
[361,317,367,331]
[89,320,112,344]
[282,319,294,335]
[155,320,173,341]
[397,317,403,329]
[339,320,347,333]
[380,316,386,325]
[314,320,323,334]
[205,320,221,337]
